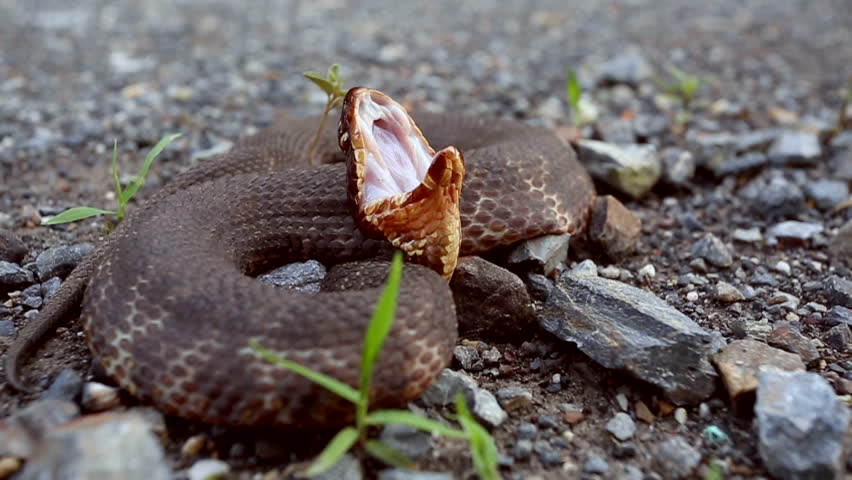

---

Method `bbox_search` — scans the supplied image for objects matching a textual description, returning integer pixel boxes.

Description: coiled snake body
[6,89,595,428]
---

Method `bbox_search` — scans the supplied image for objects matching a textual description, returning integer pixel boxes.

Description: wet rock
[449,257,536,339]
[42,369,84,402]
[81,382,123,412]
[0,230,27,263]
[379,424,433,460]
[768,130,822,166]
[830,220,852,260]
[822,324,851,353]
[471,388,508,428]
[574,140,661,199]
[596,50,654,86]
[315,453,362,480]
[454,344,483,371]
[823,275,852,308]
[34,243,94,281]
[606,412,636,441]
[714,152,769,177]
[740,174,805,219]
[187,459,229,480]
[690,233,733,268]
[715,281,745,302]
[507,233,570,275]
[588,195,641,259]
[540,271,718,405]
[16,412,170,480]
[0,261,34,293]
[583,454,609,474]
[756,370,849,480]
[258,260,326,292]
[494,385,533,412]
[767,324,820,366]
[378,470,452,480]
[825,306,852,327]
[653,435,701,479]
[660,148,695,185]
[712,339,805,412]
[805,179,849,210]
[766,221,824,245]
[732,227,762,244]
[418,369,477,407]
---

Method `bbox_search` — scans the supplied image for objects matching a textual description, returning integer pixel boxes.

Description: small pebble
[606,412,636,441]
[674,408,688,425]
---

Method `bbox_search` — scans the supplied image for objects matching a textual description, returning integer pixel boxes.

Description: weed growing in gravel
[659,65,706,108]
[250,251,499,479]
[44,134,181,226]
[564,68,596,127]
[304,64,347,165]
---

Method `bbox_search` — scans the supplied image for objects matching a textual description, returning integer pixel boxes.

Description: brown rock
[0,230,27,264]
[635,400,655,424]
[589,195,641,259]
[658,400,675,416]
[767,323,820,366]
[712,339,805,414]
[450,256,537,339]
[562,410,584,425]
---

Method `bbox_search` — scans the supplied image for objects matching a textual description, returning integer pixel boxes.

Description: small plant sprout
[659,65,706,108]
[304,64,347,165]
[564,68,598,127]
[44,134,181,226]
[250,252,500,479]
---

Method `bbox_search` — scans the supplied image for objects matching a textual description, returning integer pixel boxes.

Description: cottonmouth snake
[5,88,595,428]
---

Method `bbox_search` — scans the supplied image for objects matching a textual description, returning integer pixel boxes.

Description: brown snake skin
[5,89,596,428]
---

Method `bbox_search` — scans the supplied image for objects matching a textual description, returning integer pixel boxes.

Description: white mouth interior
[357,95,434,204]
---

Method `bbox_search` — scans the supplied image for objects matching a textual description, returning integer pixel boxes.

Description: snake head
[339,87,464,280]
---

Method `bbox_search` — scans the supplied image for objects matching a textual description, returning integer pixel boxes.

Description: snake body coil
[6,89,595,428]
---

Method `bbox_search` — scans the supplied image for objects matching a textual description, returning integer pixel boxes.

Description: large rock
[574,140,661,199]
[539,270,718,404]
[712,339,805,413]
[756,370,849,480]
[15,412,170,480]
[449,257,536,339]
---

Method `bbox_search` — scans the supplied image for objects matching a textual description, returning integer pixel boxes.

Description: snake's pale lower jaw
[341,87,465,280]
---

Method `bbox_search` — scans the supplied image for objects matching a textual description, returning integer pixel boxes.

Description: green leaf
[304,71,336,96]
[358,251,403,416]
[704,461,724,480]
[365,409,467,439]
[565,68,581,111]
[120,133,182,205]
[43,206,116,225]
[305,426,359,477]
[111,139,122,202]
[249,339,360,404]
[364,440,411,468]
[455,394,500,480]
[327,64,341,84]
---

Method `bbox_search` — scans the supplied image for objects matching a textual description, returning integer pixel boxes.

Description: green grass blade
[455,394,500,480]
[249,339,359,404]
[366,410,467,439]
[364,440,411,469]
[304,71,336,96]
[358,251,404,415]
[43,206,116,225]
[111,139,122,202]
[120,133,181,204]
[305,426,359,477]
[565,68,581,111]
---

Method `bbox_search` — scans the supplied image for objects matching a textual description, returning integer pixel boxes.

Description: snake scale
[6,88,595,428]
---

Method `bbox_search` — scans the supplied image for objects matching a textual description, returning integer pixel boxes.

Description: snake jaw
[340,87,464,280]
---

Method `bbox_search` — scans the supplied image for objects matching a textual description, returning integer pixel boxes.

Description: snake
[5,88,596,428]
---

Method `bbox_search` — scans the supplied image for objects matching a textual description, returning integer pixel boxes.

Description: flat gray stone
[768,130,822,166]
[653,435,701,479]
[606,412,636,441]
[0,260,34,293]
[257,260,326,292]
[539,271,718,405]
[417,369,477,407]
[690,233,733,268]
[507,233,570,275]
[756,370,849,480]
[34,243,94,281]
[824,275,852,308]
[379,424,433,461]
[805,179,849,210]
[575,139,661,199]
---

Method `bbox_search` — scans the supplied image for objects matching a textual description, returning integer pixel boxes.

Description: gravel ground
[1,0,852,479]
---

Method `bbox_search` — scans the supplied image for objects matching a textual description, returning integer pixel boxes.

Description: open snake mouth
[338,87,465,279]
